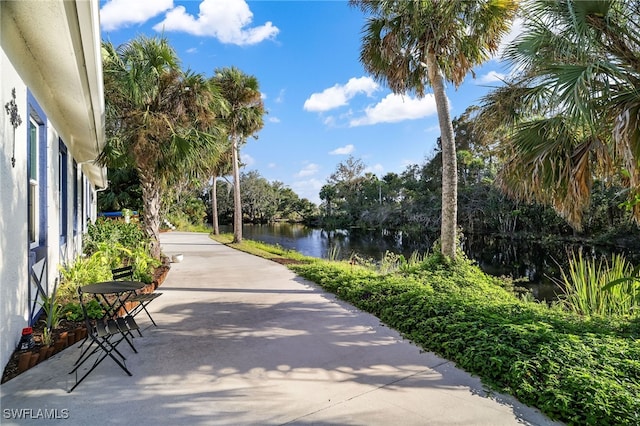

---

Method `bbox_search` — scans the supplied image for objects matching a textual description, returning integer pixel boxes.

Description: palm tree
[479,0,640,228]
[211,67,265,243]
[350,0,518,259]
[101,36,224,258]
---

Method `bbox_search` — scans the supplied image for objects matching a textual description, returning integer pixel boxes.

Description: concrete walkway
[1,232,561,425]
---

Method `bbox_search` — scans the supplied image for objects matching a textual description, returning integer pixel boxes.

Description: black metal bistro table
[81,281,146,317]
[68,281,145,392]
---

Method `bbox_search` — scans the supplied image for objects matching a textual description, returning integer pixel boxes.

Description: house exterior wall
[0,0,105,373]
[0,52,31,373]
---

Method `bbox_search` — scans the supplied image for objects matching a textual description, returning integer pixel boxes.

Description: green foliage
[59,219,159,299]
[61,299,105,321]
[85,218,148,254]
[556,250,639,317]
[39,281,62,331]
[85,300,106,320]
[61,302,83,322]
[288,254,640,425]
[57,252,113,303]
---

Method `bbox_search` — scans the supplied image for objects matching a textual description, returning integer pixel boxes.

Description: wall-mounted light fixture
[5,88,23,168]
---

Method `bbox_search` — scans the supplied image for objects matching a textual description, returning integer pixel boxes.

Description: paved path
[1,232,561,425]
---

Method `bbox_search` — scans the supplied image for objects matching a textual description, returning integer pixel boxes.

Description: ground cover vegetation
[210,233,639,425]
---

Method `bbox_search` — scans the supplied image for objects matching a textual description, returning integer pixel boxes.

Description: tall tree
[211,67,265,243]
[350,0,518,259]
[101,36,224,258]
[479,0,640,228]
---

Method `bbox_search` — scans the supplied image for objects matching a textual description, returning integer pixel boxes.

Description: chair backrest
[112,266,134,281]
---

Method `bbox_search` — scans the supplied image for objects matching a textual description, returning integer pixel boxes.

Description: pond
[220,223,638,301]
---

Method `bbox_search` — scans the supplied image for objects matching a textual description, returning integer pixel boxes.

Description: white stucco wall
[1,0,105,374]
[1,49,30,372]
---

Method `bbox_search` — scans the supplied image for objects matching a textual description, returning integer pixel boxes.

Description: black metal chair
[68,287,138,393]
[112,266,162,327]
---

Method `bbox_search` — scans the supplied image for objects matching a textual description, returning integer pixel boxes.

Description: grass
[210,234,640,425]
[210,233,313,263]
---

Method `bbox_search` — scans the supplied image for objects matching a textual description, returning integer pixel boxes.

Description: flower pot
[46,346,55,358]
[54,339,65,353]
[28,353,39,368]
[39,346,49,360]
[67,333,76,345]
[17,352,31,373]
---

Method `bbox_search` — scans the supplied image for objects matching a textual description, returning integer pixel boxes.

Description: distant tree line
[318,108,640,251]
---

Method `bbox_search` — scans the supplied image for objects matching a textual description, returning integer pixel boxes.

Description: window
[73,161,78,235]
[59,141,68,243]
[28,118,39,246]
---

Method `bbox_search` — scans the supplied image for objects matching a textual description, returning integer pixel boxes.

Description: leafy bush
[85,218,149,255]
[58,252,112,303]
[59,219,159,299]
[61,302,83,322]
[289,255,640,425]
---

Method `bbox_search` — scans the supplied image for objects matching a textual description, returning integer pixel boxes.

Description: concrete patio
[0,232,561,425]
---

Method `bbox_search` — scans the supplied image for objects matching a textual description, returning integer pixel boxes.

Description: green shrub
[58,252,112,303]
[61,302,83,322]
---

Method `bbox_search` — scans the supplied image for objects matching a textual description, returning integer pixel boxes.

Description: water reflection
[221,224,411,260]
[220,223,638,302]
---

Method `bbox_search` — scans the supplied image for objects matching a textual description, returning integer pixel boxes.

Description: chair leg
[68,331,131,392]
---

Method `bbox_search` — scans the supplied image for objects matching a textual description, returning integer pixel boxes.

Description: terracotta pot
[28,353,39,368]
[17,352,31,373]
[67,333,76,345]
[54,339,65,353]
[46,346,55,358]
[74,327,84,342]
[38,346,49,360]
[58,331,68,346]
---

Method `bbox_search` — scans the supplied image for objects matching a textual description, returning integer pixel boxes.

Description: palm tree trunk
[211,174,220,235]
[232,136,243,243]
[427,53,457,260]
[139,170,162,259]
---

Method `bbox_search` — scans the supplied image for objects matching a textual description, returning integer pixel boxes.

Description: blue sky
[99,0,520,204]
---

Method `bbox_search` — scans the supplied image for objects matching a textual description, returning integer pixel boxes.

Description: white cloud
[100,0,174,31]
[290,178,323,204]
[153,0,279,46]
[323,116,336,127]
[275,89,286,104]
[365,164,384,175]
[267,163,277,168]
[268,117,281,123]
[296,163,320,177]
[303,77,379,112]
[349,93,438,127]
[186,47,198,54]
[477,70,506,84]
[496,17,524,59]
[241,153,255,167]
[329,144,355,155]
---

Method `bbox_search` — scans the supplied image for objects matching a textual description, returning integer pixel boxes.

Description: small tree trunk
[139,171,162,259]
[232,136,243,243]
[211,174,220,235]
[427,53,457,260]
